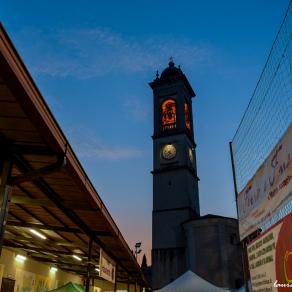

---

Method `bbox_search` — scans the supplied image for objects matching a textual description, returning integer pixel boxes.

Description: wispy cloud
[67,126,142,160]
[15,26,213,79]
[123,98,150,122]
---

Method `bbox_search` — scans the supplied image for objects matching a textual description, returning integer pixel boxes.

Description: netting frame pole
[86,237,93,292]
[229,142,249,292]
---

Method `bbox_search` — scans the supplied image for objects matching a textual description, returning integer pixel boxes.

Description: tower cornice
[152,130,196,146]
[149,61,196,97]
[151,165,200,181]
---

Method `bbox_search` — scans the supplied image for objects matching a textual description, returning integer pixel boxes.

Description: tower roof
[160,60,183,80]
[149,60,195,97]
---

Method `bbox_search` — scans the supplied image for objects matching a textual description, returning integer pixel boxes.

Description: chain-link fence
[231,1,292,232]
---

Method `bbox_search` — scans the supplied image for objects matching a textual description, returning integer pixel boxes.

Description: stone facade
[184,215,244,289]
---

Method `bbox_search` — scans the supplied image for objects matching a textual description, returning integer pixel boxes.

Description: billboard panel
[247,213,292,292]
[99,249,116,283]
[237,125,292,239]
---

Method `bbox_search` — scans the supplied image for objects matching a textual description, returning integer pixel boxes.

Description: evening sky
[1,0,289,263]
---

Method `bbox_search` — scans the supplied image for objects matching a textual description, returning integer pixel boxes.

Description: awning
[49,282,85,292]
[0,22,147,287]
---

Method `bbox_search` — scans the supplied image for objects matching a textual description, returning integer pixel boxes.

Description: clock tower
[149,60,200,289]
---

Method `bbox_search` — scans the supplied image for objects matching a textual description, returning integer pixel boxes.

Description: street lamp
[134,242,142,260]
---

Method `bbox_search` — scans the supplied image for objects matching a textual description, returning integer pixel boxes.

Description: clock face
[188,148,194,163]
[162,144,177,160]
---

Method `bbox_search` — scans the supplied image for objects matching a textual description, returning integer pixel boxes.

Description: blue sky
[1,0,289,263]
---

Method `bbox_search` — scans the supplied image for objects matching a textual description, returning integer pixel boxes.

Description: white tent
[155,271,230,292]
[234,286,245,292]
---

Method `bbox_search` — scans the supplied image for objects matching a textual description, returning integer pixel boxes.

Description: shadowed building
[149,61,243,290]
[150,60,200,289]
[183,215,244,289]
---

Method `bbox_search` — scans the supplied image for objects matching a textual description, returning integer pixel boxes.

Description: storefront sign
[237,125,292,239]
[99,249,116,283]
[247,213,292,292]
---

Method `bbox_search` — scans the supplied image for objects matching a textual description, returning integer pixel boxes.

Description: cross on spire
[169,56,175,68]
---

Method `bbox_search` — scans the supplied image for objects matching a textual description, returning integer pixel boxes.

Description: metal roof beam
[13,153,143,283]
[4,233,89,251]
[13,183,90,254]
[3,241,84,256]
[11,196,55,207]
[6,220,82,233]
[12,144,55,156]
[9,156,66,185]
[10,195,98,211]
[31,255,91,267]
[7,219,113,237]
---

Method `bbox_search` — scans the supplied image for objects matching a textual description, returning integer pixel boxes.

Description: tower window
[161,99,176,131]
[184,103,191,131]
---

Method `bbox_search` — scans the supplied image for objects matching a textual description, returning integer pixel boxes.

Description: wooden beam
[12,144,55,156]
[31,255,88,267]
[6,220,82,233]
[55,242,84,247]
[7,220,113,237]
[11,196,99,212]
[3,241,84,256]
[9,156,66,185]
[93,230,114,237]
[4,233,88,250]
[9,200,87,256]
[13,154,136,279]
[63,200,99,211]
[31,255,101,271]
[11,195,97,211]
[11,196,54,207]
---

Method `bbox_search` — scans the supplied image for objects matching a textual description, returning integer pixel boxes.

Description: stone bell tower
[149,60,200,289]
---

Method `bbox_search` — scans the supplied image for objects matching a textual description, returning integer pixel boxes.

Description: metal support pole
[86,237,93,292]
[127,280,130,292]
[229,142,239,214]
[0,156,13,255]
[114,264,118,292]
[229,142,249,292]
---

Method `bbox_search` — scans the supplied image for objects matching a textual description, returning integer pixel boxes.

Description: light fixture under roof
[15,254,27,262]
[29,229,46,240]
[95,267,100,272]
[72,255,82,261]
[50,267,58,273]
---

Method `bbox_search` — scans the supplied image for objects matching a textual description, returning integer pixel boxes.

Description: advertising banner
[247,213,292,292]
[99,249,116,283]
[237,125,292,239]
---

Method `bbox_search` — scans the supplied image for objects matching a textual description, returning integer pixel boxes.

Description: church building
[149,60,244,290]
